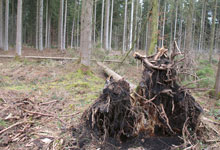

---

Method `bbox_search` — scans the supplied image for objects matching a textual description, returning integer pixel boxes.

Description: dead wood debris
[0,96,78,149]
[77,46,207,149]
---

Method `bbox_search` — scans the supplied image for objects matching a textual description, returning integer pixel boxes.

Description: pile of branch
[78,47,203,148]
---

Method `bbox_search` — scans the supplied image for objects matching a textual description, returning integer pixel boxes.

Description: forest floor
[0,48,219,150]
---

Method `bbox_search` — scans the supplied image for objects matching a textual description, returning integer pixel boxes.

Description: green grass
[0,119,8,128]
[195,59,216,88]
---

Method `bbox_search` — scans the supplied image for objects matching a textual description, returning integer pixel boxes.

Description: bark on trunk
[58,0,64,50]
[80,0,93,66]
[4,0,9,51]
[122,0,128,53]
[161,2,166,47]
[145,22,148,54]
[0,0,3,49]
[76,1,80,47]
[48,12,51,48]
[173,1,178,41]
[36,0,39,49]
[63,0,67,50]
[209,0,217,63]
[45,0,48,48]
[39,0,43,51]
[109,0,114,51]
[100,0,105,48]
[184,0,193,66]
[16,0,22,56]
[148,0,158,55]
[129,0,134,50]
[199,0,206,52]
[104,0,110,50]
[215,56,220,98]
[93,0,96,45]
[71,17,75,48]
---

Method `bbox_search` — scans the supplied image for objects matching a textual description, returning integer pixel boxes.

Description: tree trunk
[184,0,193,66]
[122,0,128,53]
[63,0,67,50]
[161,2,166,47]
[16,0,22,56]
[173,1,178,41]
[199,0,206,52]
[48,11,51,48]
[71,16,75,49]
[148,0,158,55]
[76,1,80,48]
[0,0,3,49]
[45,0,48,48]
[132,0,137,50]
[178,4,183,49]
[104,0,110,50]
[145,22,148,54]
[36,0,39,49]
[80,0,93,66]
[101,0,105,48]
[93,0,96,45]
[58,0,64,50]
[39,0,43,51]
[109,0,114,51]
[209,0,217,63]
[4,0,9,51]
[169,20,173,51]
[129,0,134,50]
[215,56,220,98]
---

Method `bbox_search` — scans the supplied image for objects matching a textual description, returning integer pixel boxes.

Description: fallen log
[0,55,122,63]
[96,61,136,89]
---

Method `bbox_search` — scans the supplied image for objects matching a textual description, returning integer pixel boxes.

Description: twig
[21,108,67,126]
[40,100,58,105]
[22,109,55,117]
[0,121,33,135]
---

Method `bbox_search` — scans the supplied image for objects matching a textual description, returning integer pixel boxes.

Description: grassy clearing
[0,58,104,112]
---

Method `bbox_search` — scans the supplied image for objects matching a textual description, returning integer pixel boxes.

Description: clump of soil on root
[72,49,203,149]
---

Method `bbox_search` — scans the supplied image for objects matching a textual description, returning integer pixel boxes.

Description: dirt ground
[0,48,219,150]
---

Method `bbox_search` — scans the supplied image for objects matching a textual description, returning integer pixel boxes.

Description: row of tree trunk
[0,0,22,55]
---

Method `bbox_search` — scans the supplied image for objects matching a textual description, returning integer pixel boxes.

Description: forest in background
[0,0,219,56]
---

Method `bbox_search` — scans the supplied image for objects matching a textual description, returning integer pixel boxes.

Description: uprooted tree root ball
[74,49,203,149]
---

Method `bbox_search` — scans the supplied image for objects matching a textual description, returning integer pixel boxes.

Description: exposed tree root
[75,47,204,149]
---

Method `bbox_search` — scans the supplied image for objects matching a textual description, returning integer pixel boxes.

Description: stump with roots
[80,48,203,146]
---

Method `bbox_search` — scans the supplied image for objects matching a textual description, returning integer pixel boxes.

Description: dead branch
[40,100,58,105]
[0,121,33,135]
